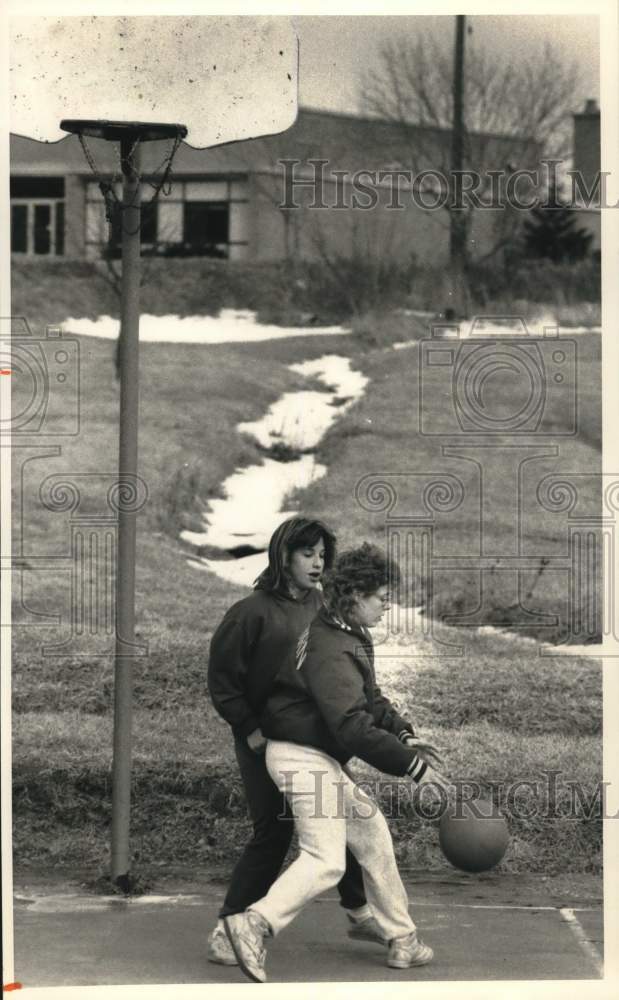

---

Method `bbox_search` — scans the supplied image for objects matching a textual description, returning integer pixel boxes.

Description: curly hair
[322,542,400,620]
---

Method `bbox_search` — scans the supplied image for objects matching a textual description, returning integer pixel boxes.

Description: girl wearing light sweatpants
[224,543,448,982]
[254,741,416,942]
[206,518,372,966]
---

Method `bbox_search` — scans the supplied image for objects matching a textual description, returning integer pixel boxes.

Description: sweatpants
[250,740,416,942]
[218,733,367,918]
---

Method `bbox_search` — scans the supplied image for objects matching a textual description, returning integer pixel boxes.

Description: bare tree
[303,205,410,317]
[360,34,583,161]
[230,130,368,316]
[359,30,585,290]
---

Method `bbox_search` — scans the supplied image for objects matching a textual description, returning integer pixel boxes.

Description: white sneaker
[207,924,238,966]
[347,914,389,946]
[387,930,434,969]
[224,910,270,983]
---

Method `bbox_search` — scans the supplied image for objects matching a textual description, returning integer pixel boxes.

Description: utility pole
[447,14,469,319]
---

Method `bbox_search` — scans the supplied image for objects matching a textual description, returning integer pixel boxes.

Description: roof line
[11,107,538,151]
[296,105,537,146]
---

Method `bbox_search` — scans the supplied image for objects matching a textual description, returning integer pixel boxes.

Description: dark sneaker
[207,924,238,966]
[387,930,434,969]
[224,910,269,983]
[347,915,388,946]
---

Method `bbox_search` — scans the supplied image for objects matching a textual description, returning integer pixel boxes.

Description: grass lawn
[13,643,602,879]
[303,331,602,641]
[11,307,602,881]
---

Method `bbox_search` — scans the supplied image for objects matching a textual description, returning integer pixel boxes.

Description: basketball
[439,798,509,873]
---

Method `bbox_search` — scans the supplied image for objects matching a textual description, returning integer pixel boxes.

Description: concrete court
[11,875,603,988]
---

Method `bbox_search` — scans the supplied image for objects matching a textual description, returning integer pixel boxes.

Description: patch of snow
[239,390,341,451]
[375,607,604,664]
[393,317,600,352]
[180,455,327,552]
[183,354,367,561]
[394,308,436,319]
[463,313,600,339]
[539,642,604,658]
[552,327,601,335]
[290,355,369,399]
[188,552,268,590]
[62,309,350,344]
[239,355,369,451]
[474,625,541,645]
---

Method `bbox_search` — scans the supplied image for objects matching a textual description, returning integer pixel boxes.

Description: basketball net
[76,130,184,236]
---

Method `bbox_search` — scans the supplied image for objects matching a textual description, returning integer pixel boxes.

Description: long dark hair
[254,516,337,593]
[322,542,400,621]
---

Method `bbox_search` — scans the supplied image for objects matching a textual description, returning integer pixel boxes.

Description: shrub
[467,257,600,308]
[12,254,601,334]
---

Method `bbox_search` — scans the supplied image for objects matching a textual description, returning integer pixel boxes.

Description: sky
[292,14,600,115]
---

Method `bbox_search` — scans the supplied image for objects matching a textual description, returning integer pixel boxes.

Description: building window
[104,200,159,259]
[11,204,28,253]
[84,177,249,260]
[10,176,65,256]
[182,201,229,257]
[55,202,65,256]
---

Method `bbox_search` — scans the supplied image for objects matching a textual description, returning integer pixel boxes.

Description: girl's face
[351,584,391,628]
[286,539,326,593]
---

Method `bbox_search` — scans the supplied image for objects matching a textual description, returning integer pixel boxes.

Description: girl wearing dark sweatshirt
[223,543,448,983]
[206,518,380,965]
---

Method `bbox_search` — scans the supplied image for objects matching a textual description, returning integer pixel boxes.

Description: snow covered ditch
[64,308,597,656]
[181,354,369,588]
[162,315,597,658]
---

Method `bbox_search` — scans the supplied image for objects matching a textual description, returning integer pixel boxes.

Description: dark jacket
[208,586,323,738]
[261,608,428,780]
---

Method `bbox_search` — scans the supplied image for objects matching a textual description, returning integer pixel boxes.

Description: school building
[10,106,547,265]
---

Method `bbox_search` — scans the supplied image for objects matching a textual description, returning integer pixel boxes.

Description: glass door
[10,200,62,255]
[33,203,52,254]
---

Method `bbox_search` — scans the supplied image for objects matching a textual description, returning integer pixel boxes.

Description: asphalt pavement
[10,873,604,988]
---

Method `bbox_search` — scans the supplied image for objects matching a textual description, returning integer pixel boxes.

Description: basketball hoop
[61,119,187,234]
[60,119,187,142]
[59,117,189,890]
[10,12,298,897]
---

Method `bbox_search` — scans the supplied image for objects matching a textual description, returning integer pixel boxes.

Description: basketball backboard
[10,15,298,147]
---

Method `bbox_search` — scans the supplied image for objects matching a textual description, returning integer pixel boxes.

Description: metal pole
[111,135,141,885]
[449,14,469,317]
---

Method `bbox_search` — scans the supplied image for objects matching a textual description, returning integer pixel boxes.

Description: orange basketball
[439,798,509,873]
